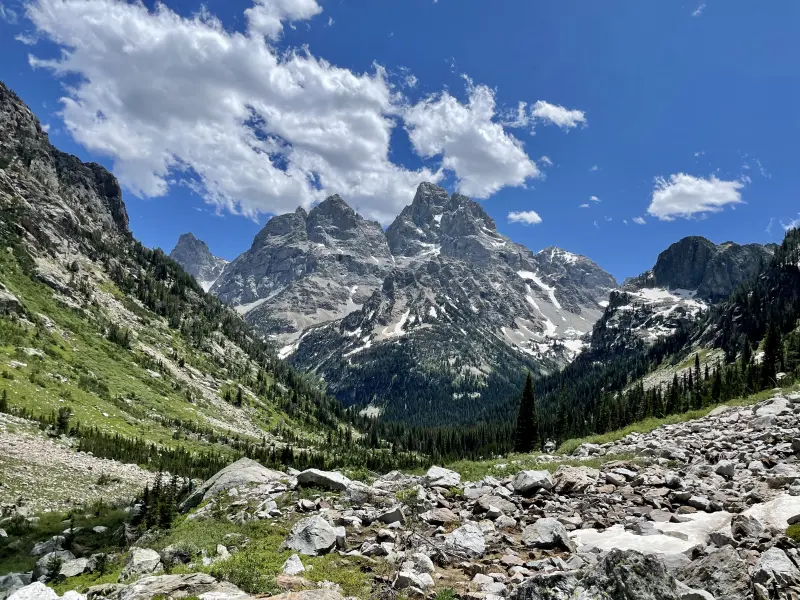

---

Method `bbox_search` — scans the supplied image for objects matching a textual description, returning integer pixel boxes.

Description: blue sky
[1,0,798,281]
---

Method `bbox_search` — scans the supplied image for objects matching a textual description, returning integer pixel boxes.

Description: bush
[787,524,800,542]
[45,555,63,582]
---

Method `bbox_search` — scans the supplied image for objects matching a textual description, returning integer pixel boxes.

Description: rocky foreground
[5,392,800,600]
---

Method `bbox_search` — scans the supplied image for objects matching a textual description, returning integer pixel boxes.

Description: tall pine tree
[514,373,539,453]
[762,320,782,387]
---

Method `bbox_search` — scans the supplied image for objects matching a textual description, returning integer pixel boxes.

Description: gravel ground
[0,414,155,512]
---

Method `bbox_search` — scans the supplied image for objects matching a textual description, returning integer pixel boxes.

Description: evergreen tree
[0,389,8,413]
[56,406,73,435]
[762,320,782,387]
[514,373,539,453]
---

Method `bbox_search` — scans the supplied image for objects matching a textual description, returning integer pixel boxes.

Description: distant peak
[173,232,210,252]
[177,232,199,243]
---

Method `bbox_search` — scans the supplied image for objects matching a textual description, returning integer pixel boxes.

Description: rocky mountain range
[168,233,228,291]
[174,183,617,424]
[588,236,775,356]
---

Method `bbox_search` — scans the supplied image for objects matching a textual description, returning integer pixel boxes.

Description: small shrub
[45,555,63,582]
[94,553,109,575]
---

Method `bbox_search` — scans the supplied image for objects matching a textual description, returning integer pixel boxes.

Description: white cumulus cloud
[19,0,574,225]
[405,82,540,198]
[590,195,600,202]
[647,174,744,221]
[245,0,323,40]
[578,203,590,209]
[531,100,586,130]
[507,210,542,225]
[633,216,646,225]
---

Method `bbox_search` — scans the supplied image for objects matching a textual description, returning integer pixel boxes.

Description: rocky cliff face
[0,82,130,247]
[169,233,228,291]
[197,182,616,424]
[208,195,393,346]
[590,237,775,354]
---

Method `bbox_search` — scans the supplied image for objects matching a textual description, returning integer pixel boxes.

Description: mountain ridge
[176,182,617,424]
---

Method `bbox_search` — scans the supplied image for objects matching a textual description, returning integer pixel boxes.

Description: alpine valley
[172,189,778,427]
[4,77,800,600]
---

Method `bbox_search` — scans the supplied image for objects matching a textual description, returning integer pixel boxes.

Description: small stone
[282,554,305,576]
[715,460,735,478]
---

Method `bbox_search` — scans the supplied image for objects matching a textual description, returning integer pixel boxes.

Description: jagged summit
[168,232,228,291]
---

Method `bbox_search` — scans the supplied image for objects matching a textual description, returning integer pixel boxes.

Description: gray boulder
[0,284,23,315]
[730,514,763,540]
[766,463,800,488]
[554,465,600,495]
[110,573,250,600]
[444,522,485,557]
[420,508,459,525]
[677,546,750,600]
[8,583,85,600]
[512,470,554,495]
[343,481,391,505]
[424,466,461,488]
[284,516,337,556]
[118,548,163,582]
[0,574,31,600]
[393,571,434,591]
[181,457,285,510]
[476,494,516,515]
[296,469,351,491]
[512,549,680,599]
[714,460,735,478]
[31,536,65,557]
[33,551,75,580]
[378,505,405,524]
[58,558,92,580]
[752,547,800,590]
[522,517,576,552]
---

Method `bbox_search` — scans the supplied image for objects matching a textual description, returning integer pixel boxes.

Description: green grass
[50,564,122,594]
[787,524,800,542]
[146,507,373,599]
[0,250,268,456]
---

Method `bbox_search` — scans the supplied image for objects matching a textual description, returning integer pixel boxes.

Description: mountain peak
[169,233,228,291]
[174,232,208,252]
[311,194,354,217]
[622,235,774,302]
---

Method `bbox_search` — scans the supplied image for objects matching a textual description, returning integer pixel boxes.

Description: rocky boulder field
[4,392,800,600]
